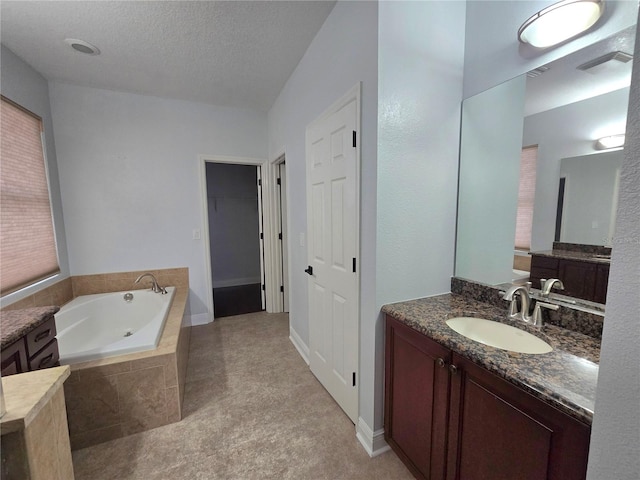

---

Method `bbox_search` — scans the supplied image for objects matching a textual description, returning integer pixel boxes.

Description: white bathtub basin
[446,317,553,354]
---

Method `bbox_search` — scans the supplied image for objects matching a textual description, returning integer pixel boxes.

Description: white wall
[49,82,267,323]
[377,0,466,432]
[456,75,526,284]
[0,45,70,306]
[587,19,640,479]
[559,151,624,246]
[523,88,629,251]
[463,0,638,98]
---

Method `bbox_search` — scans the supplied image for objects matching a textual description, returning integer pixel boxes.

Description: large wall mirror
[455,19,636,308]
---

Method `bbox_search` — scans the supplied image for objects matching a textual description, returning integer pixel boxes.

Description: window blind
[514,145,538,251]
[1,96,60,295]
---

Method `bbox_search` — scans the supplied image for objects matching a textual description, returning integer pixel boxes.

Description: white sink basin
[446,317,553,354]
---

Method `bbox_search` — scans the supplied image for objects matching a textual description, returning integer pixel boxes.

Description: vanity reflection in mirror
[455,21,636,309]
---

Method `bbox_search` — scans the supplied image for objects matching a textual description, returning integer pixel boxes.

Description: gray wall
[206,163,261,288]
[587,19,640,479]
[559,151,624,246]
[49,82,267,324]
[0,45,70,306]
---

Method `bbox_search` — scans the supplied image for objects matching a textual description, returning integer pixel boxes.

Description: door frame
[198,154,278,322]
[268,151,290,313]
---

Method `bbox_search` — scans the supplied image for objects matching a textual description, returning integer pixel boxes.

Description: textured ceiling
[1,1,336,111]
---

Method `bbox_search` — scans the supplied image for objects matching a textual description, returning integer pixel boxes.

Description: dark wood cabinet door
[594,263,610,304]
[447,354,590,480]
[558,260,597,301]
[385,315,451,480]
[1,339,28,376]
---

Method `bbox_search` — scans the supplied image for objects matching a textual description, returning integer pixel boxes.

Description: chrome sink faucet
[503,285,532,323]
[540,278,565,297]
[134,273,167,294]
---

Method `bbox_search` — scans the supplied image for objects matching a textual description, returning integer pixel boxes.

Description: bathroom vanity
[1,307,60,377]
[382,294,597,480]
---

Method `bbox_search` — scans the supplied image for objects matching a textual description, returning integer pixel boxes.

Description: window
[514,145,538,251]
[1,96,60,295]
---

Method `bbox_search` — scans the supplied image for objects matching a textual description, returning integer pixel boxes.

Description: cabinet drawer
[28,339,59,371]
[26,316,57,359]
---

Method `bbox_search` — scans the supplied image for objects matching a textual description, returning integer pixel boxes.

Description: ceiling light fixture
[518,0,605,49]
[64,38,100,56]
[595,134,625,150]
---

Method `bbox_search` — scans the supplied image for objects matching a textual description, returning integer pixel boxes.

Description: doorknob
[304,266,313,276]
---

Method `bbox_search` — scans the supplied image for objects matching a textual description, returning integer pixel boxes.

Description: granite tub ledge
[382,293,600,425]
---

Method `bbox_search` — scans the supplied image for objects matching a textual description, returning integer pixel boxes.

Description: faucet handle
[532,301,559,327]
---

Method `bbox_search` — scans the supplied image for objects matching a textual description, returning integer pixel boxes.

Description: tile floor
[71,312,413,479]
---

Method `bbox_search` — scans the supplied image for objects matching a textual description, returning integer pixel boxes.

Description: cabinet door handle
[437,358,446,368]
[449,364,458,375]
[304,266,313,276]
[34,329,51,342]
[39,353,54,368]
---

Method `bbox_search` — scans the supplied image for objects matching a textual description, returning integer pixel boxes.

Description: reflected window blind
[515,145,538,250]
[1,96,60,295]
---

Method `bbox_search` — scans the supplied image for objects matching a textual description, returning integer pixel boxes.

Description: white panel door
[305,92,359,424]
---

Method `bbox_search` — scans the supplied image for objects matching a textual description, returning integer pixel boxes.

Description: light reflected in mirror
[455,22,636,308]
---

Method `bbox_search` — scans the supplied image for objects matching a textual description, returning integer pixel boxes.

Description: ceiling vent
[526,66,550,78]
[577,51,633,74]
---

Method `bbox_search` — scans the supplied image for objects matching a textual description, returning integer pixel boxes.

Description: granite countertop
[0,306,60,349]
[530,249,611,264]
[382,293,600,425]
[1,365,70,434]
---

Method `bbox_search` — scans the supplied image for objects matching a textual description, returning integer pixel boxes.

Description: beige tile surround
[3,268,192,450]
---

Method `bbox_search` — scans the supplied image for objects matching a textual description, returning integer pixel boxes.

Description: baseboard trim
[190,312,212,326]
[289,327,310,365]
[356,417,390,457]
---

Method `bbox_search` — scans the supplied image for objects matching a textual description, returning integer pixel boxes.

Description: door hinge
[262,284,266,291]
[280,285,284,293]
[352,258,356,273]
[258,179,262,187]
[260,232,264,240]
[277,177,281,185]
[352,372,356,387]
[352,130,356,148]
[279,232,282,240]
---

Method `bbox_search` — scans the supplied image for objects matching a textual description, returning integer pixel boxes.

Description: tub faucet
[134,273,167,294]
[503,285,532,323]
[540,278,564,297]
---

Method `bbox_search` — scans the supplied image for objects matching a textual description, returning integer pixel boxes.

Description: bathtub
[55,287,176,365]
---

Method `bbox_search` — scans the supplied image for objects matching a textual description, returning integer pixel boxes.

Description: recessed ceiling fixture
[595,134,625,150]
[518,0,605,49]
[64,38,100,56]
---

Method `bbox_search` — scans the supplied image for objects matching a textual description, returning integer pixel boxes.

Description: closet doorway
[205,162,265,318]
